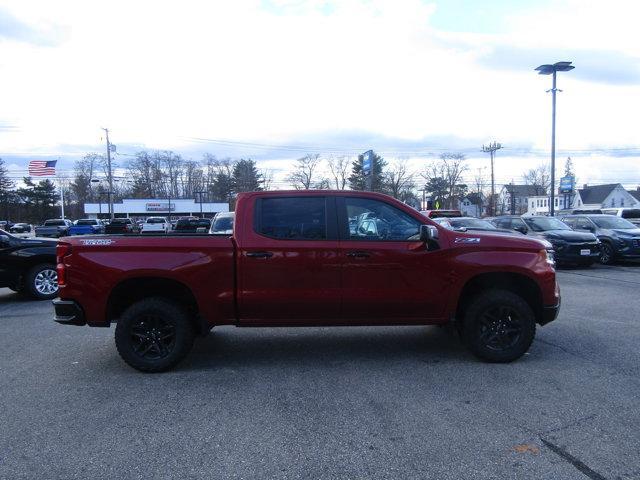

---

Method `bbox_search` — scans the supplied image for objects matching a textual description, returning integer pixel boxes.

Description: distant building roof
[505,184,546,197]
[578,184,620,205]
[628,189,640,202]
[464,192,484,204]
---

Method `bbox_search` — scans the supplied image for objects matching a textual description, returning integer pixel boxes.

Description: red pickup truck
[53,191,560,372]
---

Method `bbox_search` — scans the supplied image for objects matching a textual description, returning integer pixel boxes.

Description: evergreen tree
[0,158,15,220]
[232,159,263,193]
[348,151,387,192]
[16,177,58,223]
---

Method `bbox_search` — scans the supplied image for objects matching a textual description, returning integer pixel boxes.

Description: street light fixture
[535,61,575,216]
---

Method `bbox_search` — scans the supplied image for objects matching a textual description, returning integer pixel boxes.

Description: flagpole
[57,159,64,220]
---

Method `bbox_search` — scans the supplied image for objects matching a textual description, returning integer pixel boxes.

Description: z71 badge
[454,237,481,244]
[80,239,114,246]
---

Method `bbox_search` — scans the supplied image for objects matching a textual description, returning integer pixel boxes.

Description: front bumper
[53,299,86,326]
[540,301,561,325]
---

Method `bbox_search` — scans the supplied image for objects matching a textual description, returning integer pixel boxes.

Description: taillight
[56,242,72,287]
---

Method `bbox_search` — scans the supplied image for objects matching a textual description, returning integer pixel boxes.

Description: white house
[499,185,544,215]
[526,183,640,215]
[574,184,639,210]
[458,193,485,217]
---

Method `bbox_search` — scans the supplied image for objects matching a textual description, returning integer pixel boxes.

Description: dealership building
[84,198,229,219]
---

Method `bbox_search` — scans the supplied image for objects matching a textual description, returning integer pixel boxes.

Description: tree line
[0,152,570,224]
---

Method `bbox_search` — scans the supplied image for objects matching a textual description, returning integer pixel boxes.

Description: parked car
[0,229,59,299]
[210,212,235,235]
[561,214,640,264]
[104,218,138,234]
[491,215,600,266]
[175,217,212,233]
[140,216,170,234]
[435,216,517,234]
[420,209,462,219]
[35,219,73,238]
[68,219,105,236]
[0,220,13,231]
[54,190,560,372]
[9,223,32,234]
[601,208,640,227]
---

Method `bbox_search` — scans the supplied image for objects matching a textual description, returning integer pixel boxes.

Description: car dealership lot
[1,264,639,480]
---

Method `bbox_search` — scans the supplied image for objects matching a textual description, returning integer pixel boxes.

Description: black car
[175,217,212,233]
[561,214,640,264]
[0,229,59,299]
[104,218,138,234]
[492,215,600,266]
[434,216,518,234]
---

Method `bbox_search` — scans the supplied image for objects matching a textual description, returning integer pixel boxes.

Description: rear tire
[462,290,536,363]
[115,298,195,373]
[25,264,58,300]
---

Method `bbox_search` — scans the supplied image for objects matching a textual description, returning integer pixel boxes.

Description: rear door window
[256,197,328,240]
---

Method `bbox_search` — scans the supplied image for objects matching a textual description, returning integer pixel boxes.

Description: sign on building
[146,202,175,212]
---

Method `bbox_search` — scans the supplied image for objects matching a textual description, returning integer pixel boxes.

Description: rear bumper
[53,299,86,326]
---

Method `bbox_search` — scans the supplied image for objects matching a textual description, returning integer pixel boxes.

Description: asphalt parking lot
[1,263,639,480]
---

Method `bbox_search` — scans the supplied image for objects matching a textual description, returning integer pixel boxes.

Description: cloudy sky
[1,0,639,188]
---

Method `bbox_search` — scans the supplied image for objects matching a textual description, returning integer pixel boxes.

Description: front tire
[115,298,195,373]
[25,264,59,300]
[599,241,615,265]
[462,290,536,363]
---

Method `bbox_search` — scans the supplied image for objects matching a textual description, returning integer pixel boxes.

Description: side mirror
[514,226,527,234]
[419,224,439,242]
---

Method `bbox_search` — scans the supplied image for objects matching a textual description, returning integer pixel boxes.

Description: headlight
[543,249,555,266]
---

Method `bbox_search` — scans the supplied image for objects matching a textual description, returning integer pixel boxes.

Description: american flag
[28,160,57,176]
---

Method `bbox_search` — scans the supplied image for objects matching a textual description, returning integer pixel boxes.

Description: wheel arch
[455,272,544,325]
[105,277,209,335]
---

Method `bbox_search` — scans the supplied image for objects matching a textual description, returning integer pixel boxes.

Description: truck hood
[447,229,550,251]
[539,230,597,242]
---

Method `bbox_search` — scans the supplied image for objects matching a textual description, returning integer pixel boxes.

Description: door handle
[346,251,371,258]
[246,251,274,258]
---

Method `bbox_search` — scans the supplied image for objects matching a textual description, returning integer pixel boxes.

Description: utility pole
[482,142,502,216]
[102,128,114,220]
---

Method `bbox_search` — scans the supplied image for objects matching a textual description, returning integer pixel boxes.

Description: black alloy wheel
[115,298,195,372]
[477,306,523,352]
[130,315,177,361]
[463,290,536,363]
[599,242,614,265]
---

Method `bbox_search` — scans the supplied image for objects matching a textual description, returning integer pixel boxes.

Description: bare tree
[327,155,350,190]
[422,153,468,209]
[523,163,551,195]
[385,160,415,200]
[261,168,275,190]
[286,154,322,190]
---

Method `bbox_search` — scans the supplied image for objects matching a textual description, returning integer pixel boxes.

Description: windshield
[451,218,497,230]
[76,220,97,226]
[212,215,234,232]
[592,216,636,230]
[523,217,570,232]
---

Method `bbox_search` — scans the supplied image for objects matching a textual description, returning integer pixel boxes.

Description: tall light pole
[535,61,574,216]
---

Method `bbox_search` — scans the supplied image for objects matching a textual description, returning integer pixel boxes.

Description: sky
[0,0,639,190]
